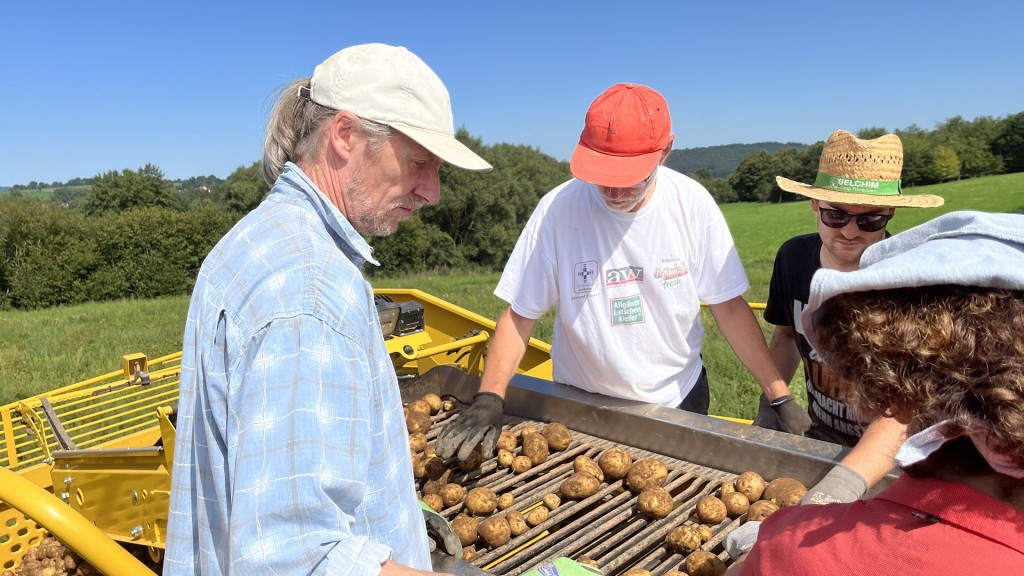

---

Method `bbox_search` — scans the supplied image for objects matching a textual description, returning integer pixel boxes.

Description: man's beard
[347,166,422,237]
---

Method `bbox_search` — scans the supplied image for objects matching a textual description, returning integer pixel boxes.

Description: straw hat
[776,130,943,208]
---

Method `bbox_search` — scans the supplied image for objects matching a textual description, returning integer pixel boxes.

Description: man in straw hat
[438,82,809,462]
[726,211,1024,574]
[756,130,944,505]
[165,43,489,575]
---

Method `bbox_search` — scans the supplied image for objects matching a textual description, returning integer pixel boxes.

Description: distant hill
[666,142,808,179]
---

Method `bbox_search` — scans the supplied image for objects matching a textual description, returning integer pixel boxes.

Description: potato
[422,479,443,495]
[696,524,714,543]
[497,448,515,468]
[664,571,687,576]
[421,393,442,414]
[408,399,432,416]
[598,447,633,480]
[763,477,808,507]
[636,486,673,519]
[573,455,605,483]
[465,487,498,516]
[422,493,444,512]
[439,483,466,508]
[442,399,457,412]
[458,448,484,472]
[578,556,599,569]
[543,493,560,510]
[718,481,735,498]
[423,456,446,481]
[409,432,427,454]
[423,444,437,459]
[627,458,668,493]
[479,515,512,548]
[406,411,431,434]
[462,546,476,562]
[560,472,601,500]
[623,569,652,576]
[511,455,533,473]
[542,422,572,451]
[684,550,726,576]
[735,471,767,502]
[525,505,549,526]
[665,525,702,553]
[696,495,728,524]
[498,492,515,510]
[721,491,750,518]
[451,514,479,546]
[411,455,426,479]
[518,425,538,439]
[496,429,517,452]
[507,510,528,536]
[747,499,780,521]
[521,432,550,465]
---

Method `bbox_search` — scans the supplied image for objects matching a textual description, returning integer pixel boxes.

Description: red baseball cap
[570,83,672,188]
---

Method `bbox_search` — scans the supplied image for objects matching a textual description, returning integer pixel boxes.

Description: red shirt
[737,474,1024,575]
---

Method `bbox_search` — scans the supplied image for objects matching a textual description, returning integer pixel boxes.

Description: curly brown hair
[812,286,1024,470]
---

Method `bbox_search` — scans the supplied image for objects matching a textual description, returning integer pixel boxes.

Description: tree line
[699,112,1024,204]
[1,112,1022,310]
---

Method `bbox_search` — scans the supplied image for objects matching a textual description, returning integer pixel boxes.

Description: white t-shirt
[496,167,749,406]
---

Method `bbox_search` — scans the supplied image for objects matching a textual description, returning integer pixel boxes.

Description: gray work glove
[765,394,811,436]
[799,463,868,505]
[725,521,762,559]
[421,503,461,556]
[436,392,504,461]
[752,393,782,430]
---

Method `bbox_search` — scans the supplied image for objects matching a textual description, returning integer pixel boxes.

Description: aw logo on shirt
[574,261,598,294]
[605,266,643,287]
[609,294,645,326]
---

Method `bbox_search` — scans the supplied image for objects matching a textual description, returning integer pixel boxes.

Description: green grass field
[3,173,1022,415]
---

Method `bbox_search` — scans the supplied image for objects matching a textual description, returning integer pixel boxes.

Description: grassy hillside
[3,173,1023,416]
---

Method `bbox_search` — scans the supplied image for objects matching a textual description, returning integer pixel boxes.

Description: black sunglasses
[819,207,893,232]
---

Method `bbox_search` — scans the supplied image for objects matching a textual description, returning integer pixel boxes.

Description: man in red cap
[438,83,808,461]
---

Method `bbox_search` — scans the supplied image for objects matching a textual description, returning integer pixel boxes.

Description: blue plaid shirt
[165,163,430,575]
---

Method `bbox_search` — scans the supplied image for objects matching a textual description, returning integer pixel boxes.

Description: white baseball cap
[309,43,492,172]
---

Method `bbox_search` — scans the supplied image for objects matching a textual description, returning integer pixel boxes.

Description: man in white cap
[165,44,490,575]
[438,83,807,462]
[758,130,943,504]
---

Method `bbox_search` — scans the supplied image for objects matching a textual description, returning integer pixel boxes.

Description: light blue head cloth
[803,210,1024,344]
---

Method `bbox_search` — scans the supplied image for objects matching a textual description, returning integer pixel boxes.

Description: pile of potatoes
[7,536,162,576]
[407,398,576,561]
[405,397,808,573]
[692,471,807,527]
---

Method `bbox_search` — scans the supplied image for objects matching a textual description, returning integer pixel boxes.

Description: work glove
[752,393,781,430]
[765,394,811,436]
[725,521,762,559]
[436,392,504,461]
[799,463,868,505]
[421,502,461,556]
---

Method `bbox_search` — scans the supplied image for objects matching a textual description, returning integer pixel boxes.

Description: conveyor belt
[405,368,896,576]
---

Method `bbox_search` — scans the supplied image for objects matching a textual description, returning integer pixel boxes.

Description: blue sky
[2,1,1021,186]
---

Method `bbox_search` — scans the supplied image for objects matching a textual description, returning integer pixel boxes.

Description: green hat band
[814,172,902,196]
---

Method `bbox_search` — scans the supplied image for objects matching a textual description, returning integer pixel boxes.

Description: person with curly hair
[727,211,1024,575]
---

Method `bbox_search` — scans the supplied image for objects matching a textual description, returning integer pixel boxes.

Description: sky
[2,1,1022,186]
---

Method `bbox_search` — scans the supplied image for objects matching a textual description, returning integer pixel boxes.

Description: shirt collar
[277,162,379,267]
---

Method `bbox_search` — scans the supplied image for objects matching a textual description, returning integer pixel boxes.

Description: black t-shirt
[765,233,865,446]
